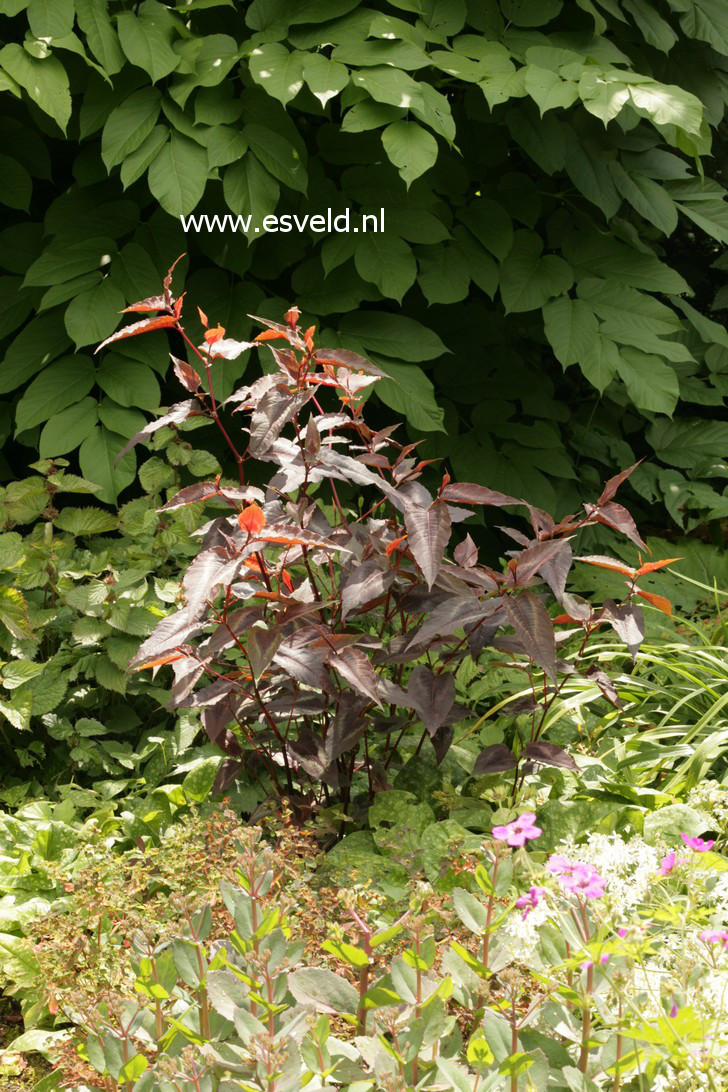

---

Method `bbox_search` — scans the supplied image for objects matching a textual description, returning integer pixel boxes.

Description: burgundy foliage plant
[100,260,677,817]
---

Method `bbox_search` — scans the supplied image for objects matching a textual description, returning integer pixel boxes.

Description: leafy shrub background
[1,0,728,531]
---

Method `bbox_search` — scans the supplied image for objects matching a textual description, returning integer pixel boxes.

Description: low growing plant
[103,263,680,819]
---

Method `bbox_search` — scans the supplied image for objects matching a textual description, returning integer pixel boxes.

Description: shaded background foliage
[0,0,727,537]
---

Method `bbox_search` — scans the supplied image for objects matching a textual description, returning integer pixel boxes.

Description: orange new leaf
[255,329,290,343]
[576,555,636,577]
[204,324,225,345]
[133,653,185,671]
[637,589,673,616]
[95,315,177,354]
[238,503,266,535]
[636,557,683,577]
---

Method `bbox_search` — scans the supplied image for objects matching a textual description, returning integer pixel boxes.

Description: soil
[0,995,53,1091]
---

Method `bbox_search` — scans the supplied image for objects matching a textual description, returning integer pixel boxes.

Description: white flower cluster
[556,831,660,914]
[686,780,728,831]
[499,896,550,965]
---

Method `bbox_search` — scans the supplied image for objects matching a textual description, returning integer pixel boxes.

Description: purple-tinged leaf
[585,500,646,550]
[129,607,204,669]
[537,541,573,599]
[440,482,521,507]
[315,347,385,377]
[247,625,282,682]
[603,600,645,660]
[159,482,220,511]
[597,461,641,506]
[305,416,321,458]
[403,500,451,590]
[585,665,622,708]
[327,693,368,761]
[328,646,381,705]
[503,590,557,681]
[208,338,256,360]
[377,677,410,706]
[454,533,478,568]
[249,387,312,456]
[341,562,394,620]
[473,743,517,775]
[514,539,571,592]
[171,354,201,392]
[212,759,244,796]
[115,399,204,463]
[407,665,455,736]
[431,724,454,764]
[273,638,329,689]
[182,547,241,619]
[560,592,591,622]
[523,741,577,770]
[171,651,205,705]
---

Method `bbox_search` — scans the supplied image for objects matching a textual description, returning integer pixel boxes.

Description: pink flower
[669,1002,679,1018]
[515,885,546,920]
[492,812,542,847]
[581,960,593,971]
[698,930,728,949]
[617,928,628,938]
[659,851,687,875]
[547,855,606,899]
[680,833,715,852]
[600,953,610,965]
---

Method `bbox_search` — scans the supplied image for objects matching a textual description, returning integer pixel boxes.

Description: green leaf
[609,162,678,235]
[101,88,162,170]
[616,348,679,415]
[288,968,359,1014]
[643,803,709,843]
[0,933,40,989]
[54,507,118,534]
[576,278,682,336]
[224,155,280,239]
[120,126,168,189]
[339,312,448,361]
[0,587,33,641]
[524,65,579,114]
[0,155,32,211]
[15,356,96,433]
[500,230,573,313]
[79,425,136,504]
[647,418,728,469]
[24,237,115,288]
[676,0,728,54]
[377,361,445,433]
[354,233,416,302]
[0,45,71,131]
[64,279,127,348]
[667,179,728,244]
[436,1058,473,1092]
[452,887,488,934]
[97,399,146,437]
[381,120,438,187]
[244,125,307,194]
[342,100,403,133]
[628,80,703,136]
[97,357,161,410]
[0,311,71,394]
[458,200,513,262]
[622,0,677,52]
[417,244,471,305]
[564,229,690,293]
[3,478,48,525]
[205,126,249,169]
[543,296,599,367]
[563,133,621,219]
[75,0,125,74]
[578,333,620,392]
[501,0,562,25]
[351,66,424,110]
[27,0,74,38]
[148,134,208,217]
[39,397,98,457]
[302,52,349,106]
[116,0,180,83]
[249,44,305,106]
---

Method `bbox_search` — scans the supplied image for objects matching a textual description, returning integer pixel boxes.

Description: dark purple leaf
[407,665,455,736]
[603,600,645,661]
[440,482,521,507]
[246,626,281,682]
[585,665,622,708]
[183,547,241,620]
[538,541,573,599]
[171,652,205,705]
[514,539,572,594]
[523,741,578,770]
[328,646,381,704]
[115,399,204,463]
[431,724,454,764]
[503,590,557,681]
[597,461,641,506]
[159,482,219,511]
[587,500,646,550]
[273,638,329,689]
[403,500,451,590]
[212,759,244,796]
[454,533,478,568]
[560,592,591,622]
[473,743,517,775]
[327,694,368,761]
[341,562,394,620]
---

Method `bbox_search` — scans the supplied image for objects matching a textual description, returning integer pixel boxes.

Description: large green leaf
[499,230,573,313]
[376,361,445,432]
[148,134,208,216]
[339,312,448,361]
[75,0,125,74]
[381,120,438,186]
[249,44,305,105]
[64,279,127,348]
[27,0,74,38]
[0,45,71,131]
[15,356,96,433]
[354,233,417,302]
[0,312,72,395]
[38,397,98,457]
[101,88,162,170]
[96,357,161,409]
[79,425,137,503]
[0,155,31,211]
[116,0,180,83]
[616,348,679,415]
[542,296,599,367]
[302,52,349,106]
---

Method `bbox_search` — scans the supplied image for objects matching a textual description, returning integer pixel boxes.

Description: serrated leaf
[54,507,119,535]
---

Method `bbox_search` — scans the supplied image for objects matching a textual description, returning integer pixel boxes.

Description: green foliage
[0,0,726,535]
[0,442,227,787]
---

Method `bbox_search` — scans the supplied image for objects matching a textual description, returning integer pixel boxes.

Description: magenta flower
[659,851,687,875]
[680,833,715,852]
[617,927,628,938]
[669,1002,679,1018]
[515,885,546,920]
[492,812,542,847]
[698,929,728,949]
[547,855,606,899]
[600,953,610,965]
